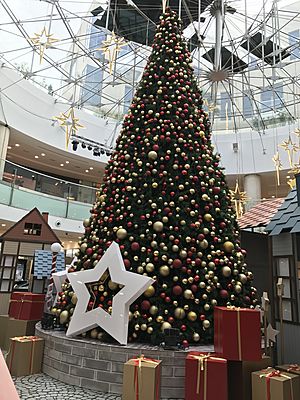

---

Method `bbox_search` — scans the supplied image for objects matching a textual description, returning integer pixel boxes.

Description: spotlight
[100,148,105,155]
[81,142,86,149]
[106,150,111,156]
[93,148,100,157]
[88,145,93,151]
[71,140,79,151]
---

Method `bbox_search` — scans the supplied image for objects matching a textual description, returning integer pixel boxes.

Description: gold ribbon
[190,354,226,399]
[227,306,242,360]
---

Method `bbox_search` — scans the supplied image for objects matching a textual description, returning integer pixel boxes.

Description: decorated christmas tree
[55,8,257,346]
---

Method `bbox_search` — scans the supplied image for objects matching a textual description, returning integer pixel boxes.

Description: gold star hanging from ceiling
[272,151,283,186]
[99,31,126,74]
[203,99,217,112]
[294,128,300,137]
[54,107,84,148]
[278,136,299,167]
[229,181,248,219]
[31,26,59,64]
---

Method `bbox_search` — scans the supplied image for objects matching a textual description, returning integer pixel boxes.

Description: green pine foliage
[55,8,257,346]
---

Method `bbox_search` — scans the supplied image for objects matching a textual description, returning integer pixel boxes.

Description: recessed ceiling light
[65,161,69,164]
[15,143,20,147]
[7,146,11,150]
[34,155,39,159]
[89,167,93,170]
[60,163,64,167]
[287,175,290,178]
[1,223,6,227]
[69,240,73,243]
[41,153,46,156]
[272,195,275,198]
[85,169,89,173]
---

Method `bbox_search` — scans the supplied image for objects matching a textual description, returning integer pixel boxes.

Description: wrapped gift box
[276,365,300,393]
[0,315,9,349]
[4,318,39,350]
[214,306,261,361]
[185,352,228,400]
[9,292,45,321]
[123,355,162,400]
[6,336,44,377]
[252,368,300,400]
[228,356,272,400]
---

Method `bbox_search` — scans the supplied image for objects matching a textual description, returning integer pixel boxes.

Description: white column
[244,174,262,211]
[0,125,10,180]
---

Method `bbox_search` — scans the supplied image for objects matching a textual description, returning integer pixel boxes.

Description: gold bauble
[156,316,164,323]
[146,263,155,272]
[153,221,164,232]
[149,305,158,315]
[160,265,170,276]
[204,304,210,311]
[161,322,172,331]
[222,266,232,277]
[193,332,200,342]
[180,250,187,258]
[184,289,193,299]
[239,274,247,284]
[129,311,133,321]
[187,311,197,321]
[108,280,118,290]
[144,285,155,297]
[141,324,147,331]
[148,151,158,160]
[137,266,144,274]
[200,240,209,249]
[116,228,127,240]
[83,219,90,228]
[203,319,210,329]
[235,284,242,293]
[59,310,69,324]
[147,327,153,334]
[174,307,186,320]
[80,243,88,252]
[204,214,212,222]
[90,328,98,339]
[223,241,234,253]
[51,307,57,315]
[134,324,140,331]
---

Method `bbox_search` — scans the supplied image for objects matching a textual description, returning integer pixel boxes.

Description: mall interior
[0,0,300,399]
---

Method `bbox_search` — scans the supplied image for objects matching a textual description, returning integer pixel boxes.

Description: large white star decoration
[54,107,84,148]
[31,26,59,63]
[52,268,68,305]
[99,31,126,74]
[66,242,154,345]
[266,323,280,345]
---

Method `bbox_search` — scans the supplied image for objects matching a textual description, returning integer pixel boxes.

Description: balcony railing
[0,160,97,221]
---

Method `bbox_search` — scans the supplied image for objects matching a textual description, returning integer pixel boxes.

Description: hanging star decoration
[229,181,248,219]
[31,26,59,63]
[99,32,126,74]
[203,99,217,112]
[266,323,280,346]
[54,107,84,148]
[278,136,299,167]
[66,242,154,345]
[294,128,300,137]
[272,151,283,186]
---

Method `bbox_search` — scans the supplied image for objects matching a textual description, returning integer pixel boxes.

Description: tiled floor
[13,374,121,400]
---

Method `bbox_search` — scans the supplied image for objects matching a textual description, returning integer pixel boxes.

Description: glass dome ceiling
[0,0,299,134]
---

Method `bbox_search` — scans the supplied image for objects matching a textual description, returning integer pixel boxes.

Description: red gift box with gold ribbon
[9,292,45,321]
[6,336,44,377]
[122,355,161,400]
[214,306,261,361]
[185,352,228,400]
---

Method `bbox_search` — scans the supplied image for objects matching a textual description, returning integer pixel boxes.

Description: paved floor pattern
[13,374,121,400]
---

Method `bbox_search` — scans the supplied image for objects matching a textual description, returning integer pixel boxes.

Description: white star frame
[66,242,154,345]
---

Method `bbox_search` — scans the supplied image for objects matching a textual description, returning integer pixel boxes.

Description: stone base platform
[36,324,214,400]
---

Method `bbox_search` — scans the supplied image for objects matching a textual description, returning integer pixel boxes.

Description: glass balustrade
[0,159,98,220]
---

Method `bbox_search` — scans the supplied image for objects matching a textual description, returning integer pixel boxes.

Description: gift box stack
[185,306,268,400]
[0,292,45,351]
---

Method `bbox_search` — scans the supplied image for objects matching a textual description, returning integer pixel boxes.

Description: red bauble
[131,242,140,251]
[220,289,229,299]
[86,248,93,256]
[173,259,182,269]
[182,340,189,348]
[141,300,151,310]
[172,285,183,296]
[181,325,187,332]
[124,259,131,269]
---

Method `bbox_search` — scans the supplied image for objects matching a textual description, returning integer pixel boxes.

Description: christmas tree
[55,8,257,346]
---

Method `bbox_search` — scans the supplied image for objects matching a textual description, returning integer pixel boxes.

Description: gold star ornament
[54,107,84,148]
[272,151,283,186]
[229,181,248,219]
[31,27,59,63]
[279,136,299,167]
[99,31,126,74]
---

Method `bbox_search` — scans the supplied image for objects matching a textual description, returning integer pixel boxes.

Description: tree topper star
[99,31,126,74]
[66,242,154,345]
[229,181,248,219]
[54,107,84,148]
[31,26,59,63]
